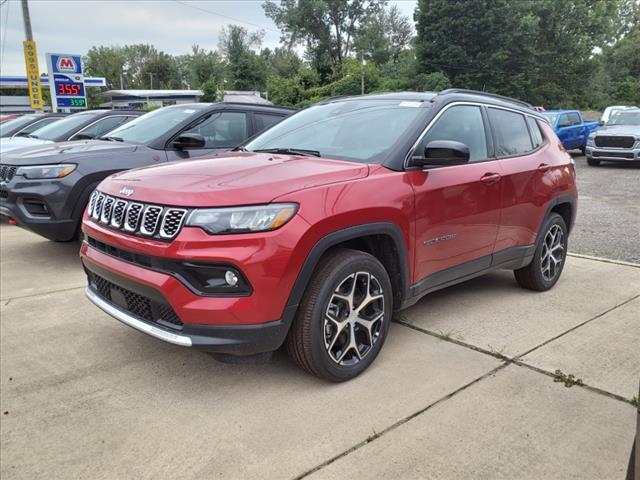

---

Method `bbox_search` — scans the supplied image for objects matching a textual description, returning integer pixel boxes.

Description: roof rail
[438,89,532,109]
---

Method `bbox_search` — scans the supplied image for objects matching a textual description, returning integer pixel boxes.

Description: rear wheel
[514,213,568,291]
[587,158,600,166]
[286,248,392,382]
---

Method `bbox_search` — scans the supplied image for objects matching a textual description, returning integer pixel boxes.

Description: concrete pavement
[1,223,638,479]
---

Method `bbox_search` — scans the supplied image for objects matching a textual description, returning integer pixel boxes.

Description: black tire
[580,147,586,156]
[286,248,393,382]
[587,158,600,166]
[514,213,568,291]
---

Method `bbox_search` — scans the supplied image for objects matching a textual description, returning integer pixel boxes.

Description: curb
[567,252,640,268]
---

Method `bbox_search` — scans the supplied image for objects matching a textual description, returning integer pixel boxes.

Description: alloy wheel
[323,272,385,366]
[540,224,565,282]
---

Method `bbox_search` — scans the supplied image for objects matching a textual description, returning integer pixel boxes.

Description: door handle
[480,172,501,185]
[537,163,551,172]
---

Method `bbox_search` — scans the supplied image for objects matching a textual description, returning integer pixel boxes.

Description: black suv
[0,103,295,241]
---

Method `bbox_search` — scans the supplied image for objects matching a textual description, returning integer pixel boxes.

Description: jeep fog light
[225,270,239,287]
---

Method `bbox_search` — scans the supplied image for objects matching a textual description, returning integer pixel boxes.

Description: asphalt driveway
[1,224,638,479]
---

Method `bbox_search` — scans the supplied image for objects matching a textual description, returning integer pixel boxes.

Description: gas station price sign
[46,53,87,111]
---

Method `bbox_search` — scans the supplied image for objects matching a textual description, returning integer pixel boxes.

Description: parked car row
[0,103,294,240]
[0,89,582,381]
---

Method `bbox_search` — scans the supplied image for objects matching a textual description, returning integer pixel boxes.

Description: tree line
[81,0,639,110]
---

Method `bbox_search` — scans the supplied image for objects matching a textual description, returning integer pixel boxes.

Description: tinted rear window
[526,117,544,148]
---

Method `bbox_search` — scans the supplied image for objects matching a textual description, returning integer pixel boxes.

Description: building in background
[97,89,203,109]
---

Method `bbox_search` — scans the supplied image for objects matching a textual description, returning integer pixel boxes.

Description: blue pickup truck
[543,110,600,153]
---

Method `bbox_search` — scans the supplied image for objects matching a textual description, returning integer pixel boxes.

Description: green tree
[264,0,386,79]
[219,25,268,91]
[355,5,412,65]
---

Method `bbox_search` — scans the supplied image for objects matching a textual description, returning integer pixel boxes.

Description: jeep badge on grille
[119,187,134,197]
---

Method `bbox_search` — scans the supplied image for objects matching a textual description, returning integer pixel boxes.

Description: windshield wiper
[104,136,124,142]
[26,134,39,139]
[253,147,321,157]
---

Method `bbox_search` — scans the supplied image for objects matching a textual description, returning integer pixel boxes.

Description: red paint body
[80,118,576,329]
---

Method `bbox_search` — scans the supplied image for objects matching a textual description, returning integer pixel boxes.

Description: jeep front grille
[87,190,188,241]
[0,165,17,183]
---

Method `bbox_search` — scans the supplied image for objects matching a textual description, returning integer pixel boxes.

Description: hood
[0,139,139,166]
[99,152,370,207]
[0,136,52,154]
[595,125,640,137]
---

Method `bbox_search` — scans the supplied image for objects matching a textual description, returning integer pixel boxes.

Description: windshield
[30,111,102,141]
[608,111,640,126]
[104,105,206,144]
[0,115,38,136]
[543,113,558,125]
[244,99,427,163]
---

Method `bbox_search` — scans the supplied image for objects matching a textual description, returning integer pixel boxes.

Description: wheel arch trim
[284,222,411,314]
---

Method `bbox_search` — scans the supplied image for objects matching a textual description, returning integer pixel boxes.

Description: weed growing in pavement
[435,329,464,341]
[630,396,638,408]
[553,369,584,387]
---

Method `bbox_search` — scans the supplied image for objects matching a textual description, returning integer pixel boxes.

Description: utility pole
[120,73,124,90]
[149,72,154,90]
[360,52,365,96]
[21,0,33,40]
[21,0,43,110]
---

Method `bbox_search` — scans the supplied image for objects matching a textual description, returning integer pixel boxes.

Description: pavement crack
[515,293,640,359]
[394,312,638,407]
[292,362,508,480]
[0,285,86,303]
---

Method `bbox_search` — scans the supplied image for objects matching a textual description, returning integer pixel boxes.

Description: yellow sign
[23,40,43,110]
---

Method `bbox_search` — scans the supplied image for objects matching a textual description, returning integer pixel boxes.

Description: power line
[171,0,281,33]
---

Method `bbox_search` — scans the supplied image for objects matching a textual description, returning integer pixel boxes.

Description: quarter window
[420,105,488,162]
[526,117,544,149]
[182,111,247,148]
[76,116,132,139]
[254,113,284,134]
[488,108,533,156]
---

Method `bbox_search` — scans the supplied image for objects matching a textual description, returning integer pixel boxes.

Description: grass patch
[553,369,584,388]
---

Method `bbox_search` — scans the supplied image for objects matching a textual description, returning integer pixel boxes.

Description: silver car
[586,109,640,166]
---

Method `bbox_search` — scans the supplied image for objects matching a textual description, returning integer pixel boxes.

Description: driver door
[408,104,502,285]
[165,111,248,160]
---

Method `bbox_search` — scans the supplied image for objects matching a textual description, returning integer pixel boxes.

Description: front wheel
[286,248,393,382]
[514,213,568,291]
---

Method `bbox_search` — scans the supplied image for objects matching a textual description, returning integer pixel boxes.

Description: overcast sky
[0,0,417,76]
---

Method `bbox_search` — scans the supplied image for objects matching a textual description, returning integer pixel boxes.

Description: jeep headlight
[186,203,298,234]
[16,164,76,179]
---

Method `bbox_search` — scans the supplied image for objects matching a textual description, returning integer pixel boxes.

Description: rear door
[164,110,249,161]
[489,108,554,253]
[409,104,502,284]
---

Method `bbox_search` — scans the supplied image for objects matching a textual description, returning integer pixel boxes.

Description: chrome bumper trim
[85,287,192,347]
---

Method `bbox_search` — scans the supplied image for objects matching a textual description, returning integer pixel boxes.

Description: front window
[105,105,208,144]
[29,111,102,141]
[245,100,427,163]
[608,111,640,126]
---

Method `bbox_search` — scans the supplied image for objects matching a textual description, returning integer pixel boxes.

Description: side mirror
[411,140,470,168]
[172,133,205,149]
[598,120,605,126]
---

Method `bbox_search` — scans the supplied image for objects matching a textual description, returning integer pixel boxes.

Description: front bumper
[0,173,82,241]
[83,255,296,355]
[80,212,311,355]
[585,145,640,162]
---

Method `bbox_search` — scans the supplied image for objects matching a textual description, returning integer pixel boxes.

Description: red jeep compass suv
[81,90,577,381]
